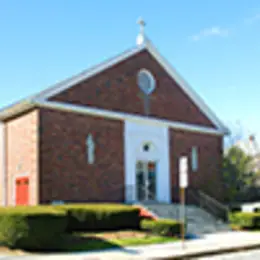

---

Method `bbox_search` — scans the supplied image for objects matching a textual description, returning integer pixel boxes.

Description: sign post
[179,156,188,249]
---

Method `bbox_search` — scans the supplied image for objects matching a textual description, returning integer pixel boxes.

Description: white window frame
[137,69,156,95]
[86,134,95,164]
[191,146,198,172]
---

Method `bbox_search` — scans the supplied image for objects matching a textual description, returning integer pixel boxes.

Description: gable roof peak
[0,31,230,135]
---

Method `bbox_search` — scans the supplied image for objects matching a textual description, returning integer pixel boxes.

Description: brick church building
[0,24,229,206]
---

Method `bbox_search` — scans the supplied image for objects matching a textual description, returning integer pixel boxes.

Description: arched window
[191,146,198,172]
[86,134,95,164]
[137,69,156,95]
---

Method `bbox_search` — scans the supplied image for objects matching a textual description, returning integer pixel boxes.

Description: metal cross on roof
[136,18,146,45]
[137,18,146,35]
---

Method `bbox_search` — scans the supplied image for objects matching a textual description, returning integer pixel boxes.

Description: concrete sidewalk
[79,231,260,259]
[4,231,260,260]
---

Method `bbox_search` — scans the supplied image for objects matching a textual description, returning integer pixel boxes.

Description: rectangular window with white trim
[191,146,198,172]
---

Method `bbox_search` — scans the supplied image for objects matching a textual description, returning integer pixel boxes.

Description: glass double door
[136,160,157,201]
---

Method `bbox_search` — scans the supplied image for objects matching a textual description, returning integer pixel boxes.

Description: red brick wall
[170,129,224,202]
[39,108,124,203]
[50,50,215,128]
[0,123,5,205]
[5,110,39,205]
[2,107,224,205]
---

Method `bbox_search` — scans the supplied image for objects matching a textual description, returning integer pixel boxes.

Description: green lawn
[112,236,177,247]
[231,224,260,231]
[39,231,179,253]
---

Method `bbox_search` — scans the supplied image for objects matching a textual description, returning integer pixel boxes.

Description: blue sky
[1,1,260,138]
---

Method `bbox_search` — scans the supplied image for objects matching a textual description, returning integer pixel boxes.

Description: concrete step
[139,203,231,235]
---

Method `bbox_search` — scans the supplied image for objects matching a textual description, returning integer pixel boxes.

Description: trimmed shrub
[0,206,67,250]
[54,204,140,232]
[141,219,182,237]
[229,206,242,213]
[229,212,260,229]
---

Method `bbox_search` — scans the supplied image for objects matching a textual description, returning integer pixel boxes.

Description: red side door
[15,177,29,205]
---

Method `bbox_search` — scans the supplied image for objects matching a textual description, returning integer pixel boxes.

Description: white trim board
[36,100,225,136]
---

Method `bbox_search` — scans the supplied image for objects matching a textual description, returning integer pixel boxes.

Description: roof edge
[33,45,146,101]
[0,99,36,121]
[143,39,230,135]
[0,39,230,135]
[35,100,227,136]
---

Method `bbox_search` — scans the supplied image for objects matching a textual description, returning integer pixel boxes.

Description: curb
[157,244,260,259]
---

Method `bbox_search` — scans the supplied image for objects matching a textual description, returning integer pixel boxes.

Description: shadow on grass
[27,234,123,254]
[23,232,178,255]
[185,233,201,240]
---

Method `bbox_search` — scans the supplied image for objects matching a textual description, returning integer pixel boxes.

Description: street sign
[179,156,189,249]
[179,156,188,173]
[180,171,188,188]
[179,156,188,188]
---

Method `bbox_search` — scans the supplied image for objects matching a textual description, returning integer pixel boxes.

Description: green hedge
[0,204,141,250]
[0,206,67,250]
[141,219,182,237]
[229,206,242,213]
[54,204,141,232]
[229,212,260,229]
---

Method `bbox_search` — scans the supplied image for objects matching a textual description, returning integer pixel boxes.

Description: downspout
[0,121,6,206]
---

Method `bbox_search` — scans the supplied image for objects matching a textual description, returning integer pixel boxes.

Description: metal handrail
[188,188,229,221]
[198,190,229,212]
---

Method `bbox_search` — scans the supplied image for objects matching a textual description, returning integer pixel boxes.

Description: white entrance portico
[124,120,171,203]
